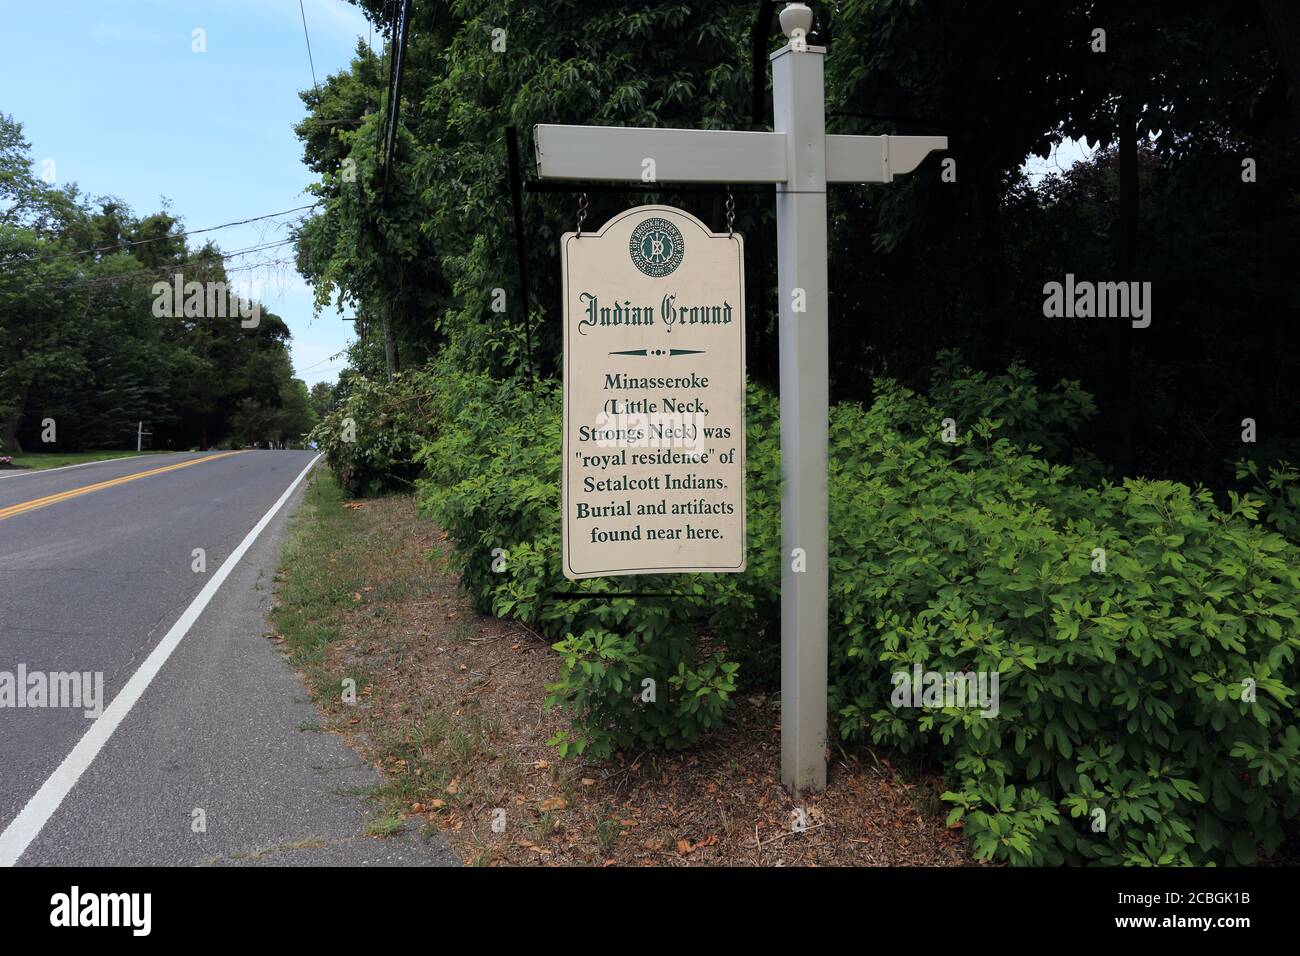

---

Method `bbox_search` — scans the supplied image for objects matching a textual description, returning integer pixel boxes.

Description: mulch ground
[275,486,976,867]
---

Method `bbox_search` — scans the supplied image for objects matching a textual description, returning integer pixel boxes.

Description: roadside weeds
[269,473,973,867]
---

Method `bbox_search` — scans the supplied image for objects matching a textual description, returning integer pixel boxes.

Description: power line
[42,259,300,296]
[0,203,320,270]
[206,236,300,258]
[34,252,303,295]
[15,224,322,295]
[7,239,301,291]
[1,205,316,269]
[295,353,347,374]
[298,0,319,90]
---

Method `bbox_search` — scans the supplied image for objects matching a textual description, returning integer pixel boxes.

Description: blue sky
[1021,138,1094,185]
[1,0,375,387]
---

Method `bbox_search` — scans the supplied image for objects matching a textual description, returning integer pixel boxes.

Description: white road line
[0,453,321,866]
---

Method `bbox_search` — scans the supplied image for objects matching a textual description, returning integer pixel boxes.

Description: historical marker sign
[561,205,746,579]
[538,1,946,792]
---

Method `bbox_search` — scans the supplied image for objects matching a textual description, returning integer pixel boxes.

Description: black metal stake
[506,126,534,379]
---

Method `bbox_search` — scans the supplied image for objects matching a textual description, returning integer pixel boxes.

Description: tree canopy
[0,113,315,452]
[295,0,1297,484]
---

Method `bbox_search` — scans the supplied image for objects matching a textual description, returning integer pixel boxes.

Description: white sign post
[534,2,946,794]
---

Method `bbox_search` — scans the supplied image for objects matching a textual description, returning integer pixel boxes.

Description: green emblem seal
[629,217,684,278]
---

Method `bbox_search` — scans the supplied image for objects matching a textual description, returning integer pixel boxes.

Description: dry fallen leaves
[677,834,718,856]
[539,797,567,812]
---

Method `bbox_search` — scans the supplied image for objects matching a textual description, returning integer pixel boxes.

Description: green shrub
[927,349,1102,473]
[310,372,438,496]
[1238,459,1300,543]
[399,353,1298,865]
[827,383,1300,865]
[413,363,744,757]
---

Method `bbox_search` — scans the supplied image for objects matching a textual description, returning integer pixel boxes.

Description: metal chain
[725,188,735,235]
[576,192,589,236]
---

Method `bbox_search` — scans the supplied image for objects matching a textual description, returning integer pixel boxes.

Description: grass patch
[271,475,432,688]
[1,450,164,471]
[270,475,364,674]
[270,473,477,837]
[364,812,404,839]
[228,836,327,862]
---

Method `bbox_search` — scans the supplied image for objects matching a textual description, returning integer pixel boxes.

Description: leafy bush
[413,363,745,758]
[826,384,1300,865]
[927,349,1102,473]
[310,373,438,496]
[1238,459,1300,543]
[395,354,1298,865]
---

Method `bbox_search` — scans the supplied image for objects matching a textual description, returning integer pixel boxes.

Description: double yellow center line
[0,452,244,523]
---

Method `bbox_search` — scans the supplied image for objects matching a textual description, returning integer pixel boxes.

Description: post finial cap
[779,2,814,40]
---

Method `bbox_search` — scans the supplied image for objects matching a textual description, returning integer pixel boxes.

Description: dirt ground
[273,483,975,867]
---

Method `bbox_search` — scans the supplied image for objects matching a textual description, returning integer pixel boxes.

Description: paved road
[0,451,455,866]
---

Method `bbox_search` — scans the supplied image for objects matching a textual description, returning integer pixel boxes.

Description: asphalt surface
[0,451,456,866]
